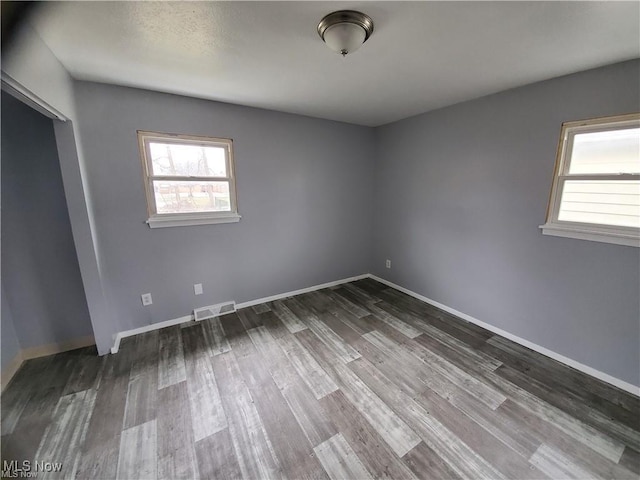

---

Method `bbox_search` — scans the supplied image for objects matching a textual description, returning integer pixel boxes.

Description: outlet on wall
[141,293,153,306]
[385,259,391,269]
[194,283,203,295]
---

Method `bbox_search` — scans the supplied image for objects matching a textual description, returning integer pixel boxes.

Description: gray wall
[1,282,21,371]
[1,92,93,349]
[73,82,375,345]
[373,60,640,386]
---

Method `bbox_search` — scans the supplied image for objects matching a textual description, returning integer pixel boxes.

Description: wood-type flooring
[2,278,639,479]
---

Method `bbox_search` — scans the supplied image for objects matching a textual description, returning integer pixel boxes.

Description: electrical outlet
[194,283,203,295]
[141,293,153,306]
[385,259,391,269]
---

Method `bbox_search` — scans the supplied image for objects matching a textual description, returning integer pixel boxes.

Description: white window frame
[138,131,241,228]
[540,113,639,247]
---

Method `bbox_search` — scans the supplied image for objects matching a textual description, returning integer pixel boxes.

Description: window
[541,114,639,247]
[138,131,240,228]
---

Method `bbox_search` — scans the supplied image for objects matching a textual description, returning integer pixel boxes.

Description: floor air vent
[194,301,236,321]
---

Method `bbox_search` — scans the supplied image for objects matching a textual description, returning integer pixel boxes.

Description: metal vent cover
[194,301,236,321]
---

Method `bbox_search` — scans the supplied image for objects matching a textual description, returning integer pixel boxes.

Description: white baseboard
[106,271,638,396]
[1,335,96,392]
[110,273,369,354]
[369,274,640,396]
[111,314,193,354]
[235,274,370,309]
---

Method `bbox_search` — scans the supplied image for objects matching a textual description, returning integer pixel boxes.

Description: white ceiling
[29,1,640,127]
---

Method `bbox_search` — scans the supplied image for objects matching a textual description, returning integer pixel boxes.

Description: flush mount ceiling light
[317,10,374,57]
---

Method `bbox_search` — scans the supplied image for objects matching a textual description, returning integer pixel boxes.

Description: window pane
[558,180,640,228]
[149,142,227,177]
[569,128,640,174]
[153,181,231,214]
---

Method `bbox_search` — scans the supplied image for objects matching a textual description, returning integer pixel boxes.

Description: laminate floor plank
[414,389,547,479]
[201,316,231,356]
[413,331,502,375]
[246,326,338,446]
[496,363,640,450]
[315,310,362,346]
[279,381,338,447]
[123,371,157,430]
[377,298,488,347]
[296,329,421,458]
[269,299,308,333]
[276,330,338,400]
[318,288,371,318]
[123,331,159,429]
[237,307,263,330]
[423,386,542,460]
[377,287,494,341]
[485,334,640,416]
[283,296,321,323]
[314,432,373,480]
[75,346,134,480]
[158,325,187,388]
[129,330,159,380]
[498,398,637,480]
[341,282,380,304]
[483,339,640,429]
[328,305,376,335]
[252,302,271,314]
[620,447,640,474]
[2,278,638,480]
[354,336,540,461]
[218,312,246,337]
[259,309,294,339]
[348,357,520,480]
[529,443,599,480]
[195,428,242,480]
[232,329,328,480]
[401,313,505,370]
[182,324,227,442]
[357,330,500,416]
[116,419,157,480]
[353,278,388,294]
[351,336,433,396]
[294,306,361,364]
[301,290,337,314]
[376,297,491,348]
[246,325,302,391]
[2,386,65,466]
[319,390,418,480]
[157,381,198,480]
[365,302,423,339]
[210,349,282,480]
[63,346,105,395]
[482,370,626,463]
[35,389,97,479]
[403,441,463,480]
[1,356,52,435]
[364,330,507,410]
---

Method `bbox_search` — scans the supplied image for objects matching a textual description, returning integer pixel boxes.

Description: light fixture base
[317,10,374,56]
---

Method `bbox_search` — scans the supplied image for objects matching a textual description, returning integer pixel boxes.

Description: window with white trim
[541,113,639,247]
[138,131,240,228]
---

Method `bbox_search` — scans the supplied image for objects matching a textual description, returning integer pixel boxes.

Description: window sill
[540,223,639,247]
[147,212,241,229]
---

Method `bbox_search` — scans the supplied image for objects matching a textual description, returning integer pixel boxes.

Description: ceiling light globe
[323,23,367,56]
[317,10,374,57]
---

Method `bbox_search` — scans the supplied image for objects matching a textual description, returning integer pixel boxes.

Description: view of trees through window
[148,142,231,214]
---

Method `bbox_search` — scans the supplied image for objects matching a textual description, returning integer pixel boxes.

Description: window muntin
[138,131,239,227]
[541,114,640,247]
